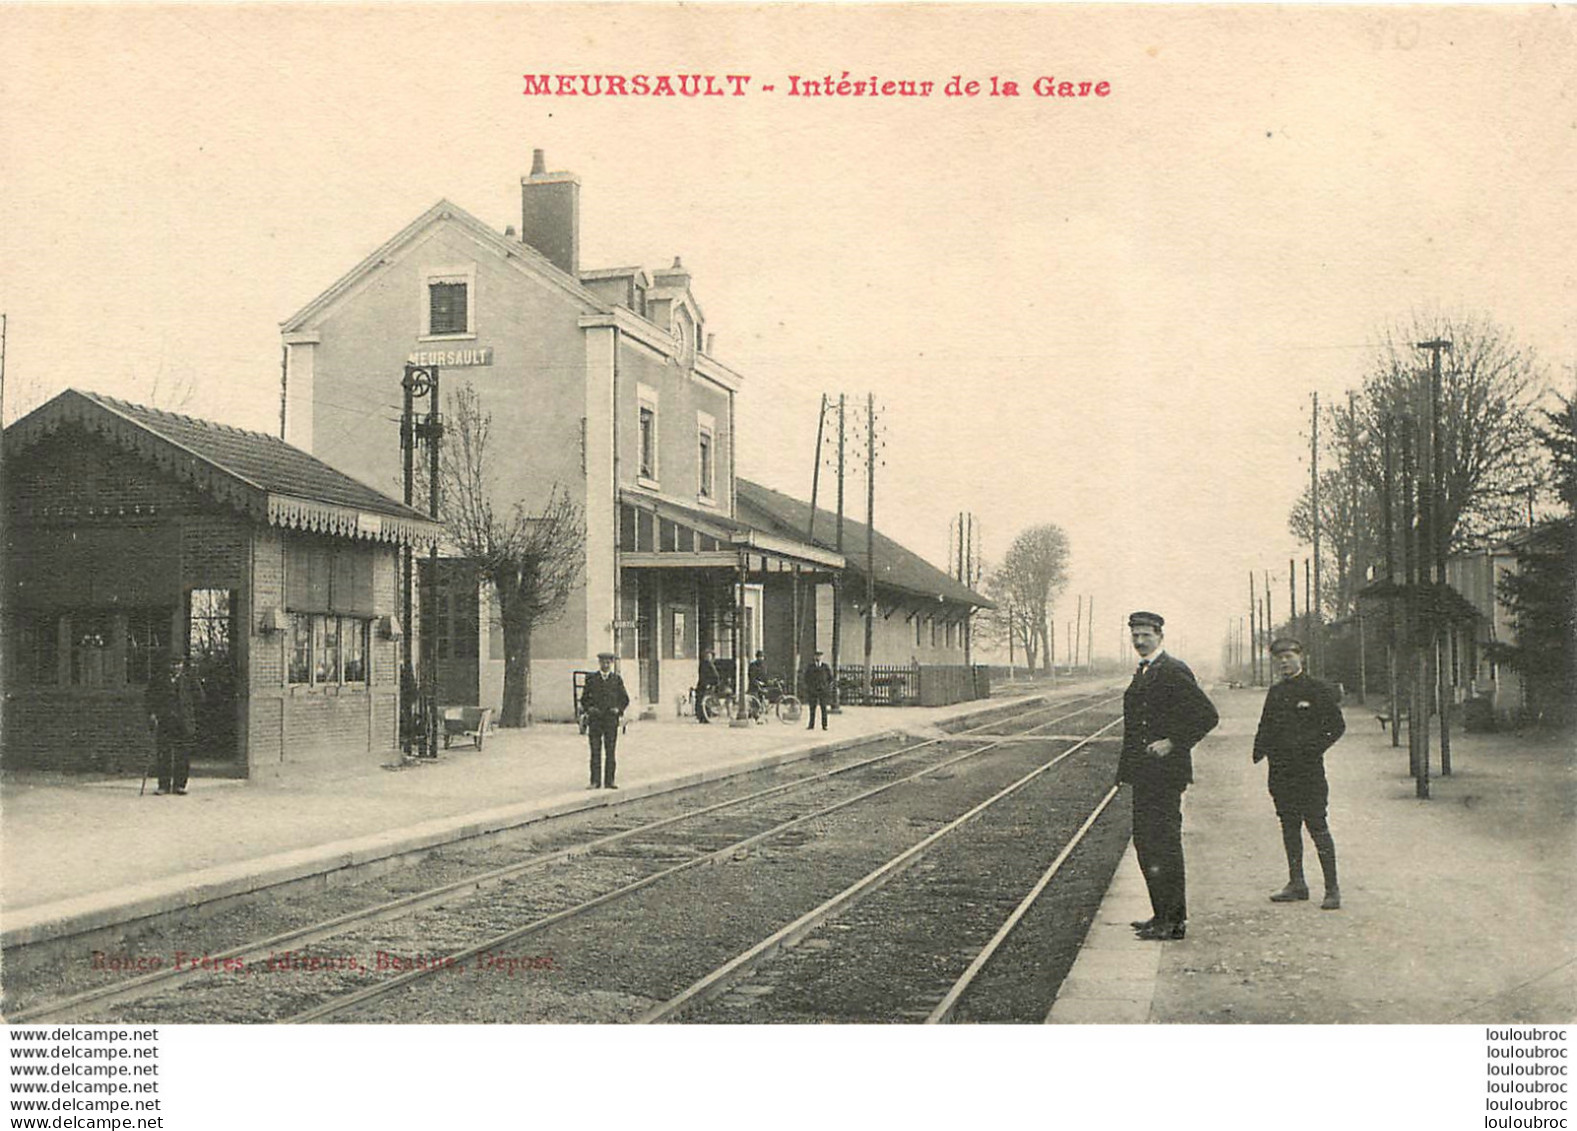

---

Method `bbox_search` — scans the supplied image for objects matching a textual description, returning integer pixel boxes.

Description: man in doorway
[747,649,767,697]
[1119,611,1219,941]
[1253,636,1345,909]
[803,648,834,731]
[145,652,198,796]
[582,651,630,789]
[696,647,723,724]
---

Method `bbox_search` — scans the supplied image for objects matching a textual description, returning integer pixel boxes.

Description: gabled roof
[1356,577,1481,623]
[5,390,439,547]
[736,479,993,609]
[279,198,605,334]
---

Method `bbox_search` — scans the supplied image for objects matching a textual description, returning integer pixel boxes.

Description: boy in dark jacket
[1253,637,1346,909]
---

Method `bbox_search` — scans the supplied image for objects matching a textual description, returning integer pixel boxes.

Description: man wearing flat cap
[1253,637,1346,909]
[803,649,834,731]
[1119,611,1219,941]
[582,651,630,789]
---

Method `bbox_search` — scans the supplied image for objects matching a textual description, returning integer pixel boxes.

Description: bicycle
[683,683,731,723]
[751,678,802,725]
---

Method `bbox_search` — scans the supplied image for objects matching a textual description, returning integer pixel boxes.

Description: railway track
[646,722,1123,1024]
[8,689,1120,1024]
[307,695,1127,1025]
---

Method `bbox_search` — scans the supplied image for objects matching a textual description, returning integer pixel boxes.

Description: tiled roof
[6,390,439,546]
[736,479,993,609]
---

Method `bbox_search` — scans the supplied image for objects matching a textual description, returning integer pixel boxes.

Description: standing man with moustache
[582,650,630,789]
[1119,611,1220,941]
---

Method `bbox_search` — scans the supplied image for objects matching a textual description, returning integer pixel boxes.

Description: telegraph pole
[807,394,827,545]
[1073,595,1084,670]
[1264,569,1273,665]
[1085,595,1094,672]
[1311,392,1322,676]
[1419,338,1453,775]
[1349,390,1367,705]
[1401,414,1428,797]
[1383,414,1399,747]
[800,395,829,694]
[1249,571,1258,686]
[1304,557,1312,644]
[862,392,877,700]
[958,514,971,665]
[831,394,846,710]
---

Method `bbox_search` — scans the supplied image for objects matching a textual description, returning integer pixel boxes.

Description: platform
[1048,685,1577,1024]
[0,690,1062,952]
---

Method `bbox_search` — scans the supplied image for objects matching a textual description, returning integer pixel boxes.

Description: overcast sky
[3,5,1572,670]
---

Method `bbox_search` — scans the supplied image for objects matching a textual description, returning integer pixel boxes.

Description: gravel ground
[22,699,1123,1024]
[338,724,1123,1024]
[3,736,916,1017]
[681,739,1124,1023]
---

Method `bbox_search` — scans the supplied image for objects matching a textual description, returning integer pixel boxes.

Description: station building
[1,390,438,776]
[1446,537,1532,722]
[279,151,989,719]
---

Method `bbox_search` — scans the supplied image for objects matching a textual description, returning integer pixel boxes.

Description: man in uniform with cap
[145,652,198,796]
[1119,611,1219,940]
[803,649,834,731]
[1253,636,1345,909]
[582,651,630,789]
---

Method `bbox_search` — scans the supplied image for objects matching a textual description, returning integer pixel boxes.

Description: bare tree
[1288,314,1552,623]
[441,383,584,726]
[1358,312,1548,549]
[985,524,1070,675]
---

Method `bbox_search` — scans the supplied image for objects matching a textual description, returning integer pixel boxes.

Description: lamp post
[401,363,442,760]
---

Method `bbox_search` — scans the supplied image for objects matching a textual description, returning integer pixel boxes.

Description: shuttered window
[429,282,468,335]
[285,542,375,615]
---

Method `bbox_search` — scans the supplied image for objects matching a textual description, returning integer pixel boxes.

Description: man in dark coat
[582,651,630,789]
[1254,636,1346,909]
[1118,611,1220,940]
[145,653,198,796]
[696,648,723,724]
[802,649,834,731]
[747,650,767,696]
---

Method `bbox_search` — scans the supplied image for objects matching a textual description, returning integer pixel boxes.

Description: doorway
[186,588,239,767]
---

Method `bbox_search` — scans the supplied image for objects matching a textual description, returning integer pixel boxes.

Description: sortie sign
[407,346,494,367]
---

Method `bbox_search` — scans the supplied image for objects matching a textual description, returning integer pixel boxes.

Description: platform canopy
[618,489,843,574]
[5,389,440,548]
[1356,577,1482,624]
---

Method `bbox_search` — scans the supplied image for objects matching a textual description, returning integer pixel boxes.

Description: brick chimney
[520,149,580,277]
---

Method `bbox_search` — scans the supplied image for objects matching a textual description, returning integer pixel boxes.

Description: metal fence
[833,664,991,707]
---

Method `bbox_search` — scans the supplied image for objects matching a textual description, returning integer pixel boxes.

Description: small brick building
[2,390,438,777]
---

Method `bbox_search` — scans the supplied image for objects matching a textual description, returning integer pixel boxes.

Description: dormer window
[421,265,476,339]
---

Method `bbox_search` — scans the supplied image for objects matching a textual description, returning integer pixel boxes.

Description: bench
[1374,710,1409,730]
[441,705,493,750]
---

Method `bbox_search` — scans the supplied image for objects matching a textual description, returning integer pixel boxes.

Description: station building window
[421,265,476,339]
[285,540,376,686]
[70,611,115,687]
[697,412,716,501]
[289,613,371,686]
[12,612,60,686]
[637,384,660,486]
[126,607,174,685]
